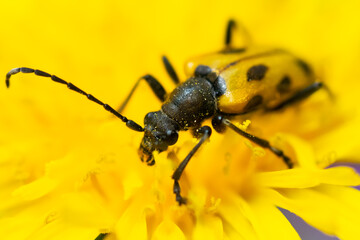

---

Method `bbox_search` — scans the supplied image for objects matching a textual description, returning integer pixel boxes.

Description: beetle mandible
[5,20,322,205]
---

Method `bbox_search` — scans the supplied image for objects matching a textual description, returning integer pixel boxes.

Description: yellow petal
[61,192,115,229]
[246,197,301,240]
[314,184,360,213]
[314,116,360,164]
[193,214,223,240]
[284,134,317,169]
[0,215,41,240]
[0,198,59,239]
[29,224,99,240]
[256,169,319,188]
[152,220,186,240]
[318,166,360,186]
[225,192,300,240]
[114,200,148,240]
[122,171,144,201]
[218,194,259,240]
[12,177,58,201]
[264,188,360,239]
[256,166,360,188]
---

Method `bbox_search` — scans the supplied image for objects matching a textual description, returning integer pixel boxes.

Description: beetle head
[139,111,180,166]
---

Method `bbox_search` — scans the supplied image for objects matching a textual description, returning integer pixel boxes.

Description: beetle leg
[224,20,252,50]
[172,126,212,205]
[118,74,167,113]
[94,233,108,240]
[162,56,180,85]
[267,82,323,111]
[5,67,144,132]
[212,115,293,168]
[225,19,236,47]
[120,55,180,113]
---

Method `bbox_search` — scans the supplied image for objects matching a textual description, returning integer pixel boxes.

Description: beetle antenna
[5,67,144,132]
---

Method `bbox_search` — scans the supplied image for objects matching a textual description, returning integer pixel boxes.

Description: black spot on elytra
[277,76,292,93]
[243,95,263,112]
[247,64,268,81]
[296,59,312,76]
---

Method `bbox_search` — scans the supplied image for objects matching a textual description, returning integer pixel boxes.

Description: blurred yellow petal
[0,198,60,240]
[114,199,148,240]
[315,185,360,213]
[12,177,58,201]
[318,167,360,186]
[152,220,186,240]
[265,188,360,239]
[314,116,360,163]
[193,215,223,240]
[256,166,360,188]
[246,198,301,240]
[257,169,319,189]
[0,1,360,240]
[122,171,144,201]
[223,192,300,239]
[284,134,317,169]
[60,192,115,229]
[218,195,259,240]
[31,225,99,240]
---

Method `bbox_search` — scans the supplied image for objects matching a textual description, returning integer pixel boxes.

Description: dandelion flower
[1,1,360,240]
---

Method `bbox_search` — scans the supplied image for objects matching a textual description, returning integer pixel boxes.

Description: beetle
[5,20,322,205]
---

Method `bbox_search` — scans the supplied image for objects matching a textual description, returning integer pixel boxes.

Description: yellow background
[0,1,360,239]
[0,0,359,124]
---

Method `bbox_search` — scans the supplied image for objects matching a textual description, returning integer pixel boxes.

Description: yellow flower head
[1,1,360,240]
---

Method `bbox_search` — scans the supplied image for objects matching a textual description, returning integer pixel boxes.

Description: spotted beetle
[5,20,322,205]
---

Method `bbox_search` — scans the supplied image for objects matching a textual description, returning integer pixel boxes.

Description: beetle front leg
[172,126,212,205]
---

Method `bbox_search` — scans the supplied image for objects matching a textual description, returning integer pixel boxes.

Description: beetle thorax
[162,77,217,129]
[138,77,217,165]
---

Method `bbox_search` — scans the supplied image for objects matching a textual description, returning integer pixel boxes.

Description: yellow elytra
[185,46,315,114]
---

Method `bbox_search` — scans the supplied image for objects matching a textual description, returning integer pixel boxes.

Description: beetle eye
[166,130,178,145]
